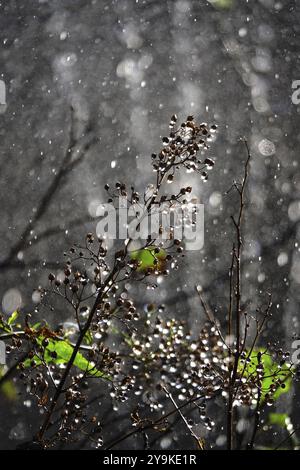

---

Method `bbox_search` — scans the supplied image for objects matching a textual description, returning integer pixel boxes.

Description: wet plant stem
[226,141,251,450]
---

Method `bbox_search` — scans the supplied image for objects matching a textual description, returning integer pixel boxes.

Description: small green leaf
[84,330,93,346]
[208,0,234,9]
[8,310,19,326]
[269,412,289,428]
[52,341,103,377]
[0,366,18,400]
[130,247,166,272]
[1,380,18,401]
[23,338,109,379]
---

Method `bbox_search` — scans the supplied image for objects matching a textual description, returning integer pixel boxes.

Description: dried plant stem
[196,287,229,351]
[162,386,204,450]
[37,162,172,443]
[37,270,114,441]
[226,141,251,450]
[105,394,205,450]
[274,427,299,450]
[248,379,262,449]
[4,116,216,448]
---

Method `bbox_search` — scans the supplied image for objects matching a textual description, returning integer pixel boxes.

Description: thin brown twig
[162,385,204,450]
[105,394,206,450]
[227,139,251,450]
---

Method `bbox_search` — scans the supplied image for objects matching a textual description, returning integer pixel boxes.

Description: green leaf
[0,366,18,401]
[8,310,19,326]
[208,0,234,9]
[52,341,103,376]
[269,412,289,428]
[84,330,93,346]
[23,338,109,379]
[1,380,18,401]
[130,247,166,272]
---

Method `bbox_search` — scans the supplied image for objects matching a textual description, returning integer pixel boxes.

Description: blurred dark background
[0,0,300,449]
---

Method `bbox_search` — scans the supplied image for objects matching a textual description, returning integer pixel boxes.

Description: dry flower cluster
[0,116,296,450]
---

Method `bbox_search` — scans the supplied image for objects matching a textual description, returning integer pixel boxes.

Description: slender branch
[274,427,299,450]
[227,140,251,450]
[196,286,229,351]
[11,116,215,446]
[247,354,262,449]
[162,386,204,450]
[105,394,205,450]
[36,269,115,441]
[0,107,97,270]
[36,162,170,442]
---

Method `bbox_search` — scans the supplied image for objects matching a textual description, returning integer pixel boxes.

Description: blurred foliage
[208,0,234,10]
[269,412,289,428]
[240,349,292,404]
[0,366,18,401]
[1,380,17,401]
